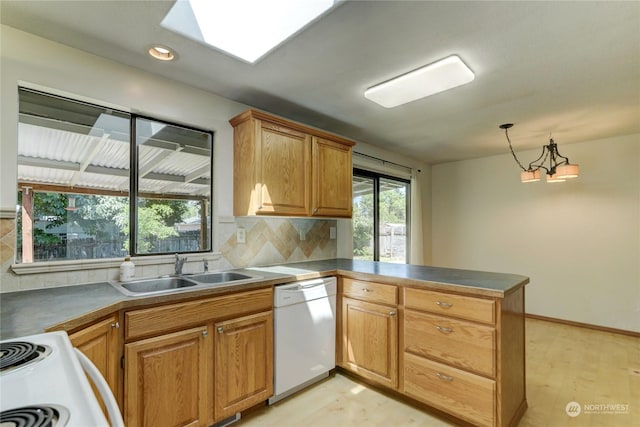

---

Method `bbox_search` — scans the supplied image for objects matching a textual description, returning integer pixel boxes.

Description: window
[16,88,212,263]
[352,169,410,263]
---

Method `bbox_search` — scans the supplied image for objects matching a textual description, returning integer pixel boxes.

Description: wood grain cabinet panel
[405,310,496,377]
[311,136,352,217]
[258,122,311,215]
[404,352,496,427]
[341,297,398,389]
[214,311,274,421]
[342,278,397,306]
[404,287,496,325]
[124,326,210,427]
[69,314,122,415]
[125,288,272,340]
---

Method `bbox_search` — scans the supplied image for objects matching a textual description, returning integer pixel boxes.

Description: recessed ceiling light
[161,0,340,64]
[364,55,475,108]
[148,45,176,61]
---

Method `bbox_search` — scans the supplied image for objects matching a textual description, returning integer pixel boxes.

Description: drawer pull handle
[362,288,373,293]
[217,326,224,333]
[436,301,453,308]
[436,372,454,382]
[111,322,120,329]
[436,325,453,334]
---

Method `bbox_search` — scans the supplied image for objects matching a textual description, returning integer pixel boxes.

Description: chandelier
[500,123,579,183]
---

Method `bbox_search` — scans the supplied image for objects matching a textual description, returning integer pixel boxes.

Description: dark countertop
[0,259,528,339]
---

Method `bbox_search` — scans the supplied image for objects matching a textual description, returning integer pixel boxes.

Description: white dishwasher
[269,276,337,404]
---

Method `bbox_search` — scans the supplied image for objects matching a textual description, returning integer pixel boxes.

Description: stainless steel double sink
[110,271,263,297]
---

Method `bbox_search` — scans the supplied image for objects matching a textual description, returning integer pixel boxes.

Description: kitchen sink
[188,272,255,284]
[119,277,198,296]
[110,271,263,296]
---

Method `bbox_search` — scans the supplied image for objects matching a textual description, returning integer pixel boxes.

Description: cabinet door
[258,121,311,216]
[69,314,121,413]
[214,311,273,421]
[312,137,353,217]
[125,326,210,427]
[341,297,398,389]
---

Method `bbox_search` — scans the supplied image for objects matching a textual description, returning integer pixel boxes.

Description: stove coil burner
[0,342,52,374]
[0,405,69,427]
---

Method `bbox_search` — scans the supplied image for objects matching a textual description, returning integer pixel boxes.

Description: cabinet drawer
[404,287,495,325]
[405,310,495,377]
[343,278,397,305]
[404,352,495,427]
[125,287,272,340]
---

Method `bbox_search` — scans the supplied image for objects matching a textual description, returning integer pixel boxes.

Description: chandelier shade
[520,169,541,183]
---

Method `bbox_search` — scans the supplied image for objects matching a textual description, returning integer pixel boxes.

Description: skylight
[162,0,339,64]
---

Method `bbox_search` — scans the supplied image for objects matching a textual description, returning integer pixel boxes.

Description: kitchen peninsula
[1,259,529,427]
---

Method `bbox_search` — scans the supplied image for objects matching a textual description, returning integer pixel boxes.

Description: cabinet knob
[436,372,454,382]
[389,311,396,316]
[111,322,120,329]
[202,330,208,337]
[436,301,453,308]
[217,326,224,333]
[436,325,453,334]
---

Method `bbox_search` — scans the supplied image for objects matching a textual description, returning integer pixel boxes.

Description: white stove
[0,331,121,427]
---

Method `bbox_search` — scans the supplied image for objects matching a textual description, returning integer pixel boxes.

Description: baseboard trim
[525,313,640,338]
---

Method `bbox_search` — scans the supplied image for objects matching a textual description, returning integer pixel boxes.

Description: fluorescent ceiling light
[364,55,475,108]
[162,0,339,64]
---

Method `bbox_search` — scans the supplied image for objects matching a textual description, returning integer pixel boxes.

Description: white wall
[432,134,640,332]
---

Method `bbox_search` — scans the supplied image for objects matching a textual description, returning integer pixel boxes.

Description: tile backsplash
[0,217,337,293]
[221,217,336,267]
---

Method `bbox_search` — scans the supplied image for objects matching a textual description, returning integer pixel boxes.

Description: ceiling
[1,0,639,165]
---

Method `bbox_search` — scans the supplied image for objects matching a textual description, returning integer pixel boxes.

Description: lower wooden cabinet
[125,326,211,427]
[341,297,398,389]
[214,311,274,420]
[402,286,526,427]
[69,313,122,415]
[122,288,274,427]
[338,279,526,427]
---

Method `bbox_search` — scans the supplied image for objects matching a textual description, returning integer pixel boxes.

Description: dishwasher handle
[277,278,334,292]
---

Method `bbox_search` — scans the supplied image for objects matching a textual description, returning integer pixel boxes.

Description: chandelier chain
[504,128,528,171]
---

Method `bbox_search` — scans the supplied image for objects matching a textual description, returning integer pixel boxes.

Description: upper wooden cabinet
[230,109,355,217]
[312,137,353,217]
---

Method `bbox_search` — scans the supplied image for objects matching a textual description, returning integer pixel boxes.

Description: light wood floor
[239,318,639,427]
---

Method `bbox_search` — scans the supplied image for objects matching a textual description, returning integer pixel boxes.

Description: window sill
[11,252,222,275]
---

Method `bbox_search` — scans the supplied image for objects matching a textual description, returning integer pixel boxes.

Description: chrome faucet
[174,253,186,275]
[203,258,209,273]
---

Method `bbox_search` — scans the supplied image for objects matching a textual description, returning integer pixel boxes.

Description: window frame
[352,168,411,263]
[15,87,214,264]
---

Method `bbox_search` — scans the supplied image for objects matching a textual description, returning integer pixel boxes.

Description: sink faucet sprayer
[174,254,186,275]
[203,258,209,273]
